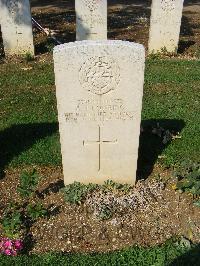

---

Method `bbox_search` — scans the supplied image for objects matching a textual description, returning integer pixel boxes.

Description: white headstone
[76,0,107,40]
[148,0,184,53]
[54,41,145,185]
[0,0,34,56]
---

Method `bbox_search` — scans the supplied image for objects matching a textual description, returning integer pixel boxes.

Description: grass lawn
[0,57,200,265]
[0,241,200,266]
[0,240,200,266]
[0,58,199,173]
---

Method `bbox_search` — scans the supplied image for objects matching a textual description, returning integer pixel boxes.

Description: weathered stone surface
[76,0,107,40]
[148,0,184,53]
[0,0,34,56]
[54,40,145,185]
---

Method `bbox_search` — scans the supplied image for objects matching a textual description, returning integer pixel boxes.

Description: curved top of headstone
[53,40,145,54]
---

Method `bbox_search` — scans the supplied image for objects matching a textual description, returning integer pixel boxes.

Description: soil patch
[0,167,200,254]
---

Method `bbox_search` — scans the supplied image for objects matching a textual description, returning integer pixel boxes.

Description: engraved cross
[83,126,117,171]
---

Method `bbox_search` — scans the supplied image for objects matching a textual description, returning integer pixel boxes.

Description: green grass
[0,62,60,170]
[0,58,199,172]
[0,240,199,266]
[143,59,200,166]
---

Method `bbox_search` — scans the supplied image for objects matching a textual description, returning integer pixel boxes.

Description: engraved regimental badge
[7,0,18,16]
[79,56,120,95]
[161,0,176,11]
[83,0,99,11]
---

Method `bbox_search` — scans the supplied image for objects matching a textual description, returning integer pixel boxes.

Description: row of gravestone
[0,0,184,56]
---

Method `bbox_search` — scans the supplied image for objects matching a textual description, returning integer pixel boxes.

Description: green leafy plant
[195,47,200,59]
[24,52,34,62]
[1,201,47,239]
[26,203,47,220]
[45,38,55,53]
[98,204,113,220]
[1,170,47,240]
[148,46,177,60]
[62,182,98,204]
[152,123,173,144]
[193,200,200,207]
[17,169,40,198]
[160,46,177,56]
[62,180,132,205]
[148,51,161,61]
[102,180,132,194]
[1,203,22,239]
[175,162,200,205]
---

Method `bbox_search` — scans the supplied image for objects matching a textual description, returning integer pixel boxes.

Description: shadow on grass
[178,40,196,54]
[169,244,200,266]
[0,119,185,181]
[0,26,5,58]
[0,122,58,179]
[137,119,185,180]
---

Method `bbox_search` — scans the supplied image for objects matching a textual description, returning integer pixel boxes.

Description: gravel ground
[1,167,200,254]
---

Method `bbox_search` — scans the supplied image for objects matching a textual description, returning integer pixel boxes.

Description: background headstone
[54,40,145,185]
[148,0,184,53]
[76,0,107,40]
[0,0,34,56]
